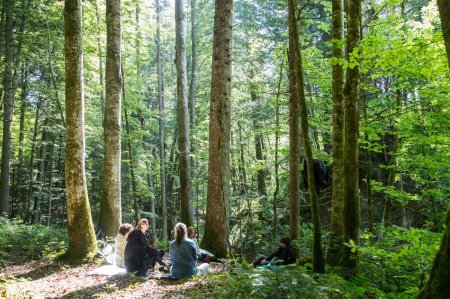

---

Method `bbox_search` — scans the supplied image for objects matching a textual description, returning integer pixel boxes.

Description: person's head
[187,226,197,238]
[137,218,149,232]
[280,237,291,248]
[118,223,133,237]
[174,222,187,245]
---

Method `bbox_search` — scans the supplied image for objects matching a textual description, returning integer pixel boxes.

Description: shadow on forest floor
[1,258,228,298]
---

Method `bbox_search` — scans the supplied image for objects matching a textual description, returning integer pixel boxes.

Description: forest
[0,0,449,297]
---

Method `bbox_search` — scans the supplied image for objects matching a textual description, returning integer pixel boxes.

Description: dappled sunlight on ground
[0,257,228,298]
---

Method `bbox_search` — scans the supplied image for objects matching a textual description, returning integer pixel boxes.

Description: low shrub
[0,216,68,265]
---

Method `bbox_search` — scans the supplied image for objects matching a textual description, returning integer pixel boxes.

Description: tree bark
[250,86,267,196]
[383,90,401,226]
[327,0,345,267]
[287,48,300,242]
[201,0,233,258]
[32,119,48,224]
[124,108,139,224]
[64,0,97,259]
[189,0,199,226]
[99,0,122,237]
[272,61,283,242]
[417,2,450,296]
[342,0,362,273]
[437,0,450,71]
[94,0,105,121]
[156,0,167,241]
[363,89,374,236]
[288,0,324,273]
[175,0,193,226]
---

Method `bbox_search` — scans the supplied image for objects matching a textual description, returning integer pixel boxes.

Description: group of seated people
[113,218,296,279]
[114,218,213,279]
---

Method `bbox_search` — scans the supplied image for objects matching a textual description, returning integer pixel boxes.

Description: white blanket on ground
[87,264,127,276]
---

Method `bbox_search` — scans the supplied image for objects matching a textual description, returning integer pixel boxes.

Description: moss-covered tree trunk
[99,0,122,237]
[288,0,324,273]
[342,0,361,273]
[287,24,300,243]
[417,1,450,296]
[327,0,345,267]
[175,0,193,227]
[64,0,97,259]
[200,0,234,258]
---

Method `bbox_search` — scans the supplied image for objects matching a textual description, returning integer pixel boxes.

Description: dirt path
[1,259,226,298]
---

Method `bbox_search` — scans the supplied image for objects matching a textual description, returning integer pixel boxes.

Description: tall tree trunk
[363,89,374,235]
[175,0,193,226]
[64,0,97,258]
[287,49,300,241]
[189,0,199,227]
[327,0,345,266]
[26,96,42,222]
[201,0,233,258]
[156,0,167,241]
[32,120,48,224]
[342,0,362,273]
[47,139,54,226]
[251,87,267,196]
[272,61,283,242]
[238,122,248,195]
[0,0,14,215]
[94,0,105,120]
[383,90,401,226]
[417,2,450,296]
[99,0,122,237]
[438,0,450,71]
[14,63,27,218]
[288,0,324,273]
[0,0,28,214]
[46,4,65,126]
[124,108,139,224]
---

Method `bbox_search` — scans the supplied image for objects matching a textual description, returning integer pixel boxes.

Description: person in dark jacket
[124,218,166,278]
[252,237,296,267]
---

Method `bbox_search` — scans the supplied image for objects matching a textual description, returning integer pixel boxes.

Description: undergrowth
[0,216,68,265]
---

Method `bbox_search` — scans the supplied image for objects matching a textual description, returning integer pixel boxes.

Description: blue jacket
[169,238,197,279]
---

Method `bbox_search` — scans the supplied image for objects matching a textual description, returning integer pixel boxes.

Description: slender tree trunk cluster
[288,0,324,273]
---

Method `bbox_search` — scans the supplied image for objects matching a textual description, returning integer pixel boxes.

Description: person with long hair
[187,226,221,263]
[115,223,133,267]
[169,223,209,279]
[125,218,166,278]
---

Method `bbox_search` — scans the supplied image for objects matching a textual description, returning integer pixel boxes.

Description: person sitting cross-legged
[252,237,296,267]
[115,223,134,268]
[125,218,167,278]
[187,226,222,263]
[169,223,209,279]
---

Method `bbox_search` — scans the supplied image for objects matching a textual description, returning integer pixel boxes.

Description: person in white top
[114,223,133,268]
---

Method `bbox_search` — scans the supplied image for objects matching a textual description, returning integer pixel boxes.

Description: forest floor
[0,253,229,298]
